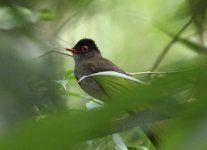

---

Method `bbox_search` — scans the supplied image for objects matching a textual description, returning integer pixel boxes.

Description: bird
[65,38,161,146]
[65,38,128,102]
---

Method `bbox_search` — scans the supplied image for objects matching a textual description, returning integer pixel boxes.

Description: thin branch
[127,71,178,76]
[186,26,207,38]
[38,50,73,58]
[148,17,194,79]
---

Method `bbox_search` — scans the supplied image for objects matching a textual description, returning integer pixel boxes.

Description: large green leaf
[0,65,206,150]
[78,71,146,100]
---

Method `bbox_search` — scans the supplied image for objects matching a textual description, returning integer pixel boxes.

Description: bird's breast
[74,69,108,101]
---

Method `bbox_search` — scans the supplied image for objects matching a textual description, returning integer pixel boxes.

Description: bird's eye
[81,46,89,52]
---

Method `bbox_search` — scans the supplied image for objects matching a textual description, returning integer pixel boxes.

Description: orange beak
[65,48,81,53]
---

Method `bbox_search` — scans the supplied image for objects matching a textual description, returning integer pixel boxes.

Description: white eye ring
[81,46,89,52]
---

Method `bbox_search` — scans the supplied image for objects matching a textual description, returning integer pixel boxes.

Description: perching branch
[127,71,178,76]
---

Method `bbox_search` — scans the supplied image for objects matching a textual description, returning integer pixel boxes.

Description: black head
[65,38,100,54]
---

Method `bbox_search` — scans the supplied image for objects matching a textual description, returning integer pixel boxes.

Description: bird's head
[65,39,100,57]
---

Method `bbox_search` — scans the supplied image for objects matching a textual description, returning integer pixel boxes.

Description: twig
[127,71,178,76]
[148,17,194,79]
[38,50,73,58]
[186,26,207,38]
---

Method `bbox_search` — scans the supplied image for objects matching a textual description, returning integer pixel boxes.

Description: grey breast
[74,66,108,101]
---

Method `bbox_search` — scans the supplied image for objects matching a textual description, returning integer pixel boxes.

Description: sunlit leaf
[79,71,146,99]
[85,100,103,109]
[55,80,68,90]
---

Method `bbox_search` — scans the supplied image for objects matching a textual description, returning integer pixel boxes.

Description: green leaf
[55,80,68,90]
[0,110,114,150]
[78,71,146,99]
[65,70,76,80]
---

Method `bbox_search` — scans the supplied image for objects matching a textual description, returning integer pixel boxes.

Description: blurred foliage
[38,8,61,21]
[0,0,207,150]
[0,5,37,29]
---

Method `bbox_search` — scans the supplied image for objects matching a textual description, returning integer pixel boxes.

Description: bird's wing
[86,57,127,75]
